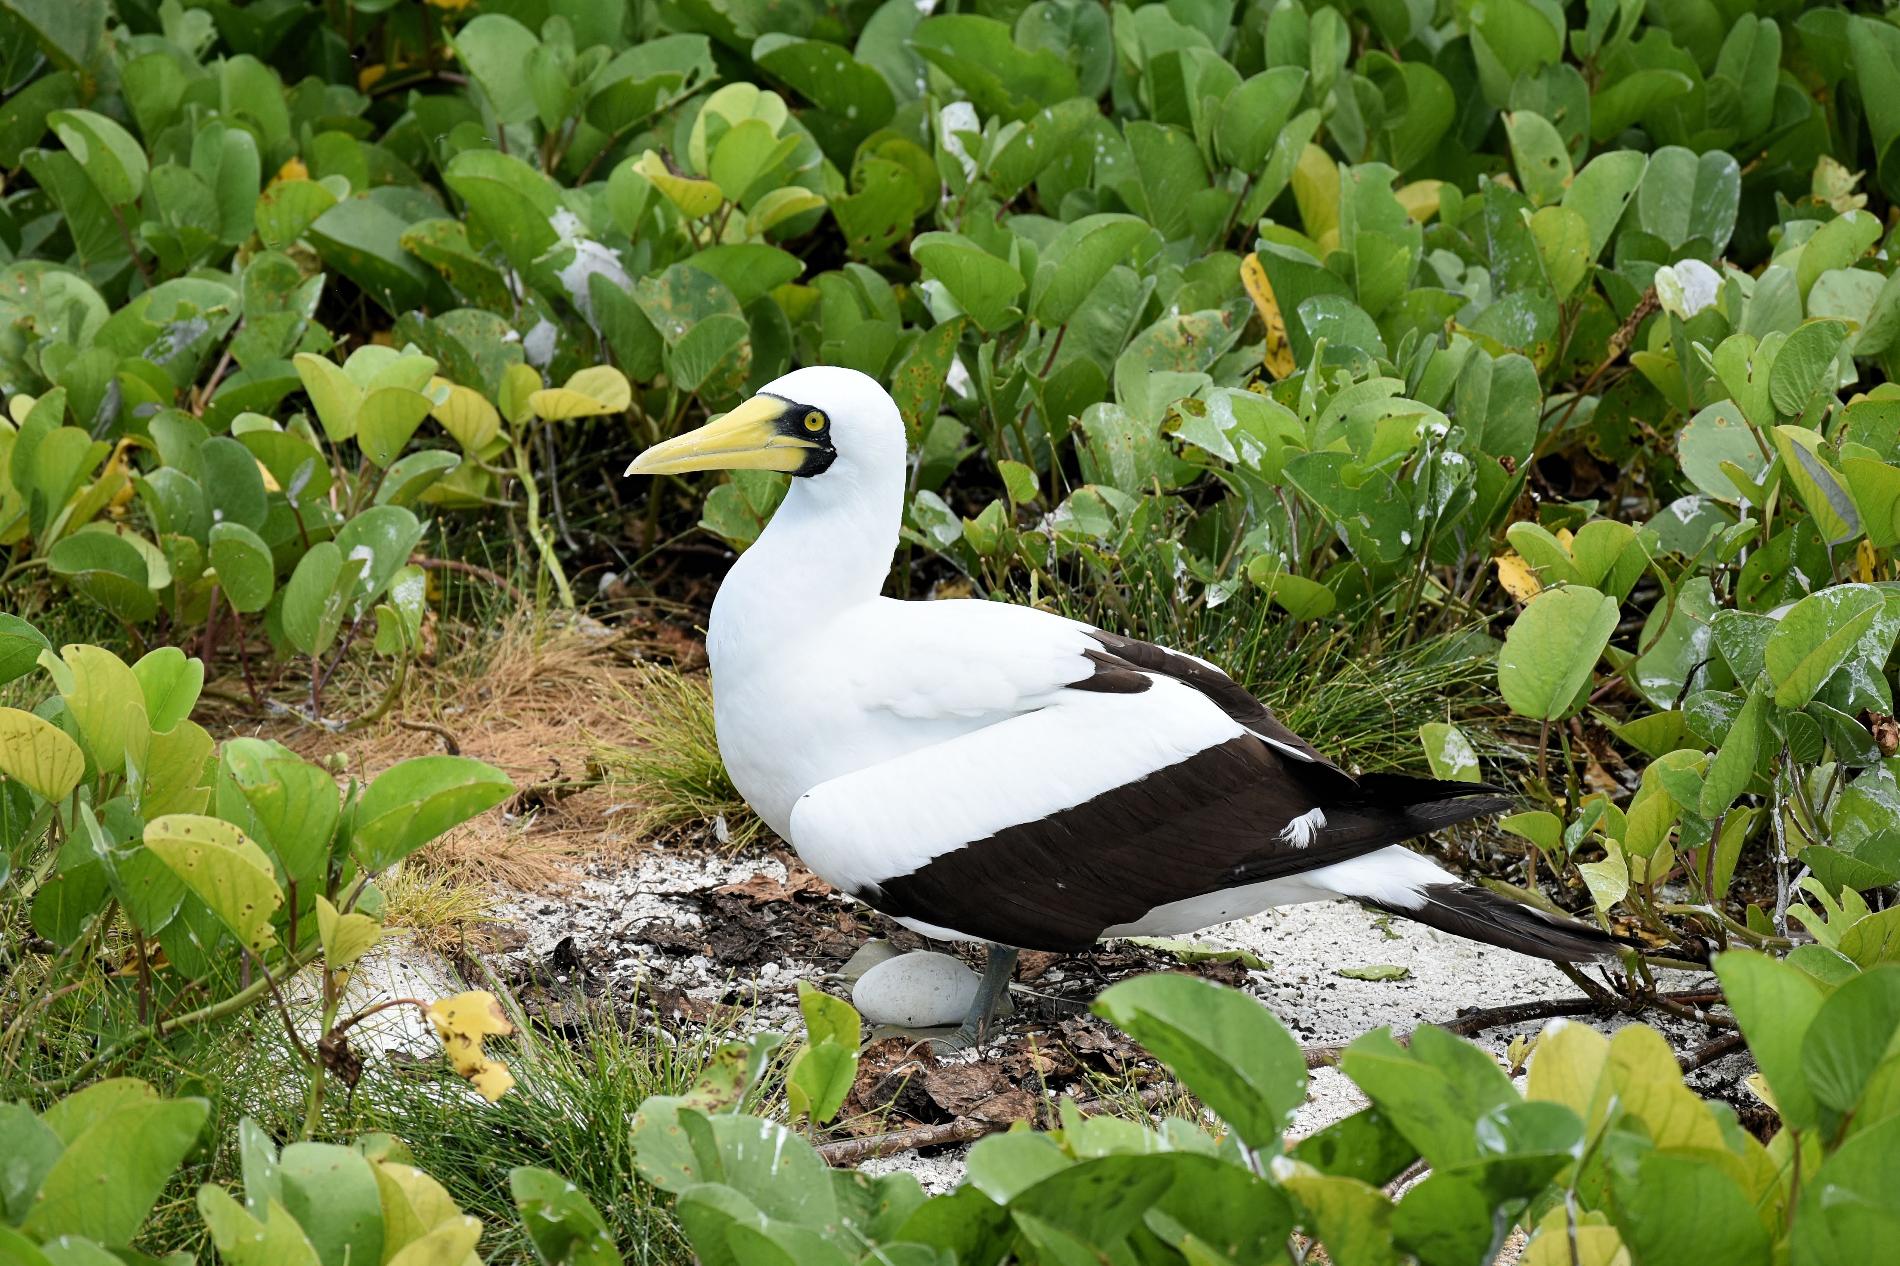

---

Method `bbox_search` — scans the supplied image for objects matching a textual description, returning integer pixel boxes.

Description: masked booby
[628,365,1626,1046]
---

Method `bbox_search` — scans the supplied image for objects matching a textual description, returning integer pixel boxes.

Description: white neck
[716,454,905,629]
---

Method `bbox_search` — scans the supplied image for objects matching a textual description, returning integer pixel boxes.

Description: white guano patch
[937,102,980,183]
[1654,258,1722,320]
[548,209,632,327]
[1280,806,1327,848]
[522,319,558,368]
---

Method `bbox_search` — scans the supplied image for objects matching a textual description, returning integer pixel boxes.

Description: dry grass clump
[588,663,763,849]
[213,613,673,892]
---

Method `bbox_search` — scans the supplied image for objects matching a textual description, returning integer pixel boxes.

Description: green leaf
[307,198,439,317]
[0,1104,62,1223]
[47,108,148,206]
[1700,683,1767,817]
[1336,964,1411,982]
[1678,401,1768,503]
[1,0,106,71]
[1498,586,1620,720]
[1279,1171,1399,1266]
[277,1143,385,1266]
[1528,205,1591,300]
[221,738,339,889]
[126,648,200,737]
[1030,213,1151,327]
[1504,111,1572,207]
[21,1096,207,1247]
[910,15,1078,122]
[351,755,513,873]
[1768,321,1849,419]
[197,1187,322,1266]
[47,530,159,625]
[0,615,53,688]
[911,232,1023,334]
[888,317,965,446]
[786,981,859,1125]
[281,542,362,659]
[1095,974,1306,1151]
[44,643,146,776]
[510,1167,622,1266]
[293,354,364,443]
[334,505,426,616]
[314,895,380,971]
[1610,1152,1771,1266]
[1772,425,1861,545]
[355,389,434,469]
[752,35,894,139]
[207,523,276,614]
[1714,949,1827,1131]
[1844,456,1900,550]
[1801,964,1900,1120]
[255,179,339,251]
[1764,585,1886,709]
[1560,150,1646,261]
[144,814,284,954]
[1636,146,1740,253]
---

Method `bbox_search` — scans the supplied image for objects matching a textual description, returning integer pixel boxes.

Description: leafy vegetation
[0,614,516,1120]
[633,963,1900,1266]
[7,0,1900,1259]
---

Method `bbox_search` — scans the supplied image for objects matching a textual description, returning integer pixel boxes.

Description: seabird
[628,366,1626,1046]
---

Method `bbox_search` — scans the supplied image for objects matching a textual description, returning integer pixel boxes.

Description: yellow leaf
[1523,1208,1630,1266]
[1395,180,1443,223]
[7,394,36,425]
[531,366,631,420]
[1857,537,1877,583]
[1605,1024,1728,1152]
[427,380,500,453]
[497,364,541,428]
[385,1215,483,1266]
[315,895,382,971]
[428,991,514,1097]
[469,1060,515,1102]
[0,706,87,802]
[144,815,284,953]
[273,157,309,185]
[1240,254,1296,380]
[1526,1017,1609,1123]
[1291,143,1340,254]
[564,366,631,411]
[634,150,723,219]
[357,64,387,93]
[1494,551,1543,602]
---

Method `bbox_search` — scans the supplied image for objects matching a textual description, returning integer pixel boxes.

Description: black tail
[1340,775,1635,963]
[1376,882,1637,962]
[1346,773,1515,835]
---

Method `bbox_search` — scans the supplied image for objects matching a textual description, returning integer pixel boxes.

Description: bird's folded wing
[788,675,1394,952]
[840,598,1346,778]
[833,596,1103,722]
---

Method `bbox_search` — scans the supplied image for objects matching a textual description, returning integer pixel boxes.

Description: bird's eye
[804,411,827,432]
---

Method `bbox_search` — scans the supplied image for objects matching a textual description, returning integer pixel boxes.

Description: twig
[1678,1031,1747,1074]
[817,1084,1175,1165]
[396,718,462,754]
[409,556,527,606]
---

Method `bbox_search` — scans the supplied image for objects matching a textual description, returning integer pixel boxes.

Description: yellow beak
[623,394,816,476]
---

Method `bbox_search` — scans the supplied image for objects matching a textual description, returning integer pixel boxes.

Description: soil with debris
[475,834,1755,1192]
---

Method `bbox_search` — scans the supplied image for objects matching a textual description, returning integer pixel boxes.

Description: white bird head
[623,365,904,487]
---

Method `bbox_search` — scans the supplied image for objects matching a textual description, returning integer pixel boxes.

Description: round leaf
[1497,586,1619,720]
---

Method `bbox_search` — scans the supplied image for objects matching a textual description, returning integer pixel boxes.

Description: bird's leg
[941,943,1019,1051]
